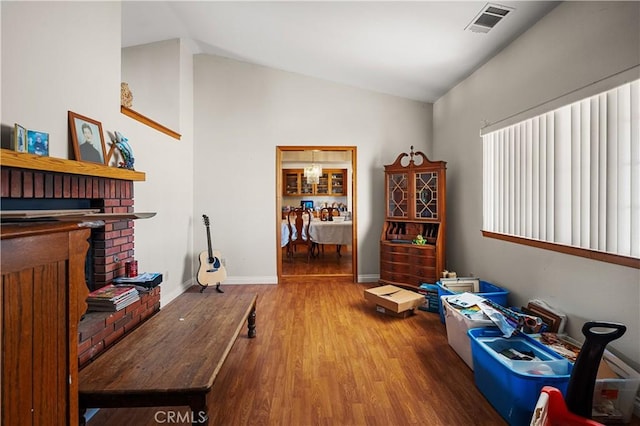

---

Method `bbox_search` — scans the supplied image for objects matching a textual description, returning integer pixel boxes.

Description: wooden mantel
[0,149,146,181]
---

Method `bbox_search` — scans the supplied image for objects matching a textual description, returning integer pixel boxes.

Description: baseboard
[222,276,279,284]
[357,274,380,283]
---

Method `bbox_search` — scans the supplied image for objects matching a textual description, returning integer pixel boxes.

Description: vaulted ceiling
[122,1,559,103]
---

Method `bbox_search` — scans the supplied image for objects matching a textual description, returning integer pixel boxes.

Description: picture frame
[13,123,27,153]
[26,130,49,157]
[68,111,107,164]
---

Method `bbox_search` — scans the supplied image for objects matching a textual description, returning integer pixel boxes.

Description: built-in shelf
[0,149,146,181]
[120,106,181,140]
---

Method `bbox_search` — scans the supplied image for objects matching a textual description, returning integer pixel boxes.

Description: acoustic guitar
[197,214,227,293]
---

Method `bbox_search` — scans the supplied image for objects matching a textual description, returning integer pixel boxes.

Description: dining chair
[319,207,334,221]
[286,208,314,262]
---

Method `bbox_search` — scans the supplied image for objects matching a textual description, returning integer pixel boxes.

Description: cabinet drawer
[384,244,413,254]
[383,252,410,264]
[380,259,411,273]
[380,270,413,284]
[412,267,436,283]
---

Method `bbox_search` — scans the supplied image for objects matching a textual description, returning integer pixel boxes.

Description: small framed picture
[26,130,49,156]
[14,124,27,153]
[68,111,107,164]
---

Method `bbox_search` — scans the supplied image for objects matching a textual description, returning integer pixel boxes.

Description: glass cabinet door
[415,171,438,219]
[330,170,345,195]
[315,172,329,194]
[284,171,300,195]
[387,172,408,218]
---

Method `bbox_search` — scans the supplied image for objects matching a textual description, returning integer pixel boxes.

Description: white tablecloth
[281,218,352,246]
[309,218,352,245]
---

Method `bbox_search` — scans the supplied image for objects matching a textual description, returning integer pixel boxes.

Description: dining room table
[281,216,352,256]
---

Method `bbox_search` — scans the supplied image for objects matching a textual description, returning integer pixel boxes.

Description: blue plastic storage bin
[437,280,509,323]
[467,328,572,426]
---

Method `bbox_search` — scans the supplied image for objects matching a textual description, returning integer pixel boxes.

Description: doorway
[276,146,357,283]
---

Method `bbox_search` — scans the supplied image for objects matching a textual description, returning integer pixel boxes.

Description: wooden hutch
[379,147,446,290]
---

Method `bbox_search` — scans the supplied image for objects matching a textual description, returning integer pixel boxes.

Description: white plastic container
[592,350,640,424]
[442,296,494,370]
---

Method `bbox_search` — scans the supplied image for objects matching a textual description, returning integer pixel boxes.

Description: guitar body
[197,249,227,287]
[197,215,227,292]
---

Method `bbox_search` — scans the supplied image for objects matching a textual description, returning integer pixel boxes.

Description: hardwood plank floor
[88,281,507,425]
[281,245,352,276]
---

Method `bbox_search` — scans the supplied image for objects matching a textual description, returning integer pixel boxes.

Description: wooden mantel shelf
[0,149,146,181]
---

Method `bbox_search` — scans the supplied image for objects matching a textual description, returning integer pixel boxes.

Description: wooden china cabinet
[283,169,346,196]
[379,147,447,289]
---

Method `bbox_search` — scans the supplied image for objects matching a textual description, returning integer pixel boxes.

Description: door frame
[276,146,357,283]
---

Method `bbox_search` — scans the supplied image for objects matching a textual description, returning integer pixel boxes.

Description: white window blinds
[482,79,639,259]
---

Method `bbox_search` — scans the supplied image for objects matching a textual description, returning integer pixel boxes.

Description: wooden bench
[78,286,257,425]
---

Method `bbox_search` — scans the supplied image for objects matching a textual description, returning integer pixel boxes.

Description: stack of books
[113,272,163,291]
[87,284,139,312]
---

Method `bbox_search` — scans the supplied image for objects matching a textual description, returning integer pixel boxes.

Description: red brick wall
[1,167,135,288]
[2,166,160,366]
[78,288,161,369]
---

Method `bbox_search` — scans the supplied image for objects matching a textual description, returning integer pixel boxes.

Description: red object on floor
[531,386,603,426]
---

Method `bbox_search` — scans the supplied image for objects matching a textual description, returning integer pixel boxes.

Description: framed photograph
[26,130,49,156]
[68,111,107,164]
[300,200,314,210]
[14,124,27,153]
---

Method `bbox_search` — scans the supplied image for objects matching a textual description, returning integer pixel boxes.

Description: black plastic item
[565,321,627,418]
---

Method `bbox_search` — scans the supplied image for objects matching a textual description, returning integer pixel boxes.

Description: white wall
[124,39,195,304]
[193,54,432,283]
[433,2,640,366]
[1,2,121,158]
[1,2,194,306]
[122,39,181,131]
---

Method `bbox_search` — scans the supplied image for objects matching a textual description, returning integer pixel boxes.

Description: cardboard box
[364,285,424,315]
[418,283,439,313]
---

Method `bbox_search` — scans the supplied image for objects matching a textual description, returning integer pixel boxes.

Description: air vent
[465,3,514,34]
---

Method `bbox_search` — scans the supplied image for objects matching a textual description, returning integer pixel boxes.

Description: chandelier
[303,151,322,184]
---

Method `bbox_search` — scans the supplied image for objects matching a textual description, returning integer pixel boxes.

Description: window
[482,79,639,268]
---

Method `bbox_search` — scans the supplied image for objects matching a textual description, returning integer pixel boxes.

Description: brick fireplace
[1,163,160,367]
[1,167,135,287]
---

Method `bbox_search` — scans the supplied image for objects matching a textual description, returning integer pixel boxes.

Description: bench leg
[248,305,256,338]
[79,407,87,426]
[190,395,209,425]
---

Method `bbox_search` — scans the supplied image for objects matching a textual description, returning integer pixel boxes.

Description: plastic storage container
[442,296,494,369]
[437,280,509,323]
[467,328,572,426]
[531,334,640,423]
[590,350,640,424]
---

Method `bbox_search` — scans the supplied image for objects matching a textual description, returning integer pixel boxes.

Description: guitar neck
[206,225,214,260]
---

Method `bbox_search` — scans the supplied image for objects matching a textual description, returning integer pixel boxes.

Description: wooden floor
[281,245,352,276]
[88,280,508,425]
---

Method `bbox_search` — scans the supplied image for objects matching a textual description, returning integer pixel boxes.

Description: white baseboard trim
[221,276,279,284]
[357,274,380,283]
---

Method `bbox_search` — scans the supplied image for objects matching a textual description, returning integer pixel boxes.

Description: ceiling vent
[465,3,514,34]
